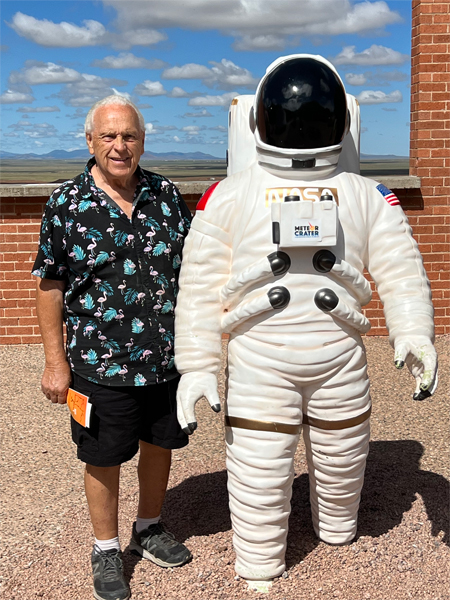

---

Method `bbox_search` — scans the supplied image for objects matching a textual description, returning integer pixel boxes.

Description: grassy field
[0,158,409,184]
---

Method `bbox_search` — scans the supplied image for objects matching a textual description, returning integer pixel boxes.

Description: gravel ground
[1,336,449,600]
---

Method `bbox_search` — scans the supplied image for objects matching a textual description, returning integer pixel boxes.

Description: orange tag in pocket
[67,388,92,428]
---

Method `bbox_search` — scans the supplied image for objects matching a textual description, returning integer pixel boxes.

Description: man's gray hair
[84,95,145,134]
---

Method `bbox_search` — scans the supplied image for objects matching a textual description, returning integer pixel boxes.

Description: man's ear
[86,134,94,155]
[141,133,145,156]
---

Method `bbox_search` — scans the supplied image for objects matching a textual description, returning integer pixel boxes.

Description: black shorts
[70,372,188,467]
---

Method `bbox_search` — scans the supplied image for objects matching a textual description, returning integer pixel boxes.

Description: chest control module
[271,194,338,248]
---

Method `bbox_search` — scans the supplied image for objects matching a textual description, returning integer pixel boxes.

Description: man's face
[86,104,145,182]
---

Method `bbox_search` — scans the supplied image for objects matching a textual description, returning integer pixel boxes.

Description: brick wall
[409,0,450,336]
[0,195,200,345]
[0,196,44,344]
[1,187,434,344]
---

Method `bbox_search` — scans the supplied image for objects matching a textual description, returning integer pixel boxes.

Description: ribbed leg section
[304,420,370,544]
[226,427,299,580]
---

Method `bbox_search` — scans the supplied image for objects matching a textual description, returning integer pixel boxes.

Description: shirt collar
[82,156,151,200]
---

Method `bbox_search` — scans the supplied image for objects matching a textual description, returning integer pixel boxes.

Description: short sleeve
[172,183,192,233]
[32,199,68,280]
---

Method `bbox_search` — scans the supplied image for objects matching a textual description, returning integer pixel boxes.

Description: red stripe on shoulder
[196,181,220,211]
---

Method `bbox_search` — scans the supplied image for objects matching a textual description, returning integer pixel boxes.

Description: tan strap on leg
[225,406,371,434]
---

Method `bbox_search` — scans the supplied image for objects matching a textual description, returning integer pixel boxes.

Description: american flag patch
[376,183,400,206]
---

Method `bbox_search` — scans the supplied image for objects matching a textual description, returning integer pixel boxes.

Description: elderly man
[32,95,192,600]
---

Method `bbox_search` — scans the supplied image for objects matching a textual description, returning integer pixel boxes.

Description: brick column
[410,0,450,334]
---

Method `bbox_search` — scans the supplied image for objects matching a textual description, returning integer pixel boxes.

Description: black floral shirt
[32,158,192,386]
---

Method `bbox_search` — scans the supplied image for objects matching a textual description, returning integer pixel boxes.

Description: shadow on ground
[123,439,449,576]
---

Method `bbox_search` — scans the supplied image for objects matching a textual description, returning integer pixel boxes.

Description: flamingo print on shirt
[32,157,192,385]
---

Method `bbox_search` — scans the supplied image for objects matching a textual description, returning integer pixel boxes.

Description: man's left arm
[36,278,72,404]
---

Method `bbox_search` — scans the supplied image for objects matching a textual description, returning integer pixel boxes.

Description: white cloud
[233,34,288,52]
[345,73,367,86]
[346,70,407,87]
[332,45,408,66]
[181,125,201,133]
[134,80,167,96]
[163,64,212,80]
[209,125,227,132]
[17,105,60,113]
[173,136,181,143]
[209,59,258,90]
[145,122,178,135]
[168,87,191,98]
[188,92,238,107]
[113,29,167,49]
[0,89,35,104]
[56,74,128,107]
[356,90,402,104]
[7,63,128,107]
[163,59,257,90]
[92,53,167,69]
[8,12,166,50]
[9,12,107,47]
[8,120,59,138]
[181,109,213,118]
[10,62,82,85]
[104,0,402,51]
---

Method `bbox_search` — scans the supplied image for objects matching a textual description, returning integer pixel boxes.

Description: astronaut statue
[174,55,438,589]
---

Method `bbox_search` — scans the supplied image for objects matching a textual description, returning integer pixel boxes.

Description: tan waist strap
[225,406,371,434]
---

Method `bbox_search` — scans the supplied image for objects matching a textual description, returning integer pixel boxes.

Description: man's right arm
[36,278,71,404]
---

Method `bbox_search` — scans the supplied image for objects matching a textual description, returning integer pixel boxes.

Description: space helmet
[252,54,349,178]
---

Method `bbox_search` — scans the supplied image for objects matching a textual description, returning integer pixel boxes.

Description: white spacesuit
[174,55,437,587]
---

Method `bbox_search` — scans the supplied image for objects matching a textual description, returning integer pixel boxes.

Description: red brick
[423,41,449,53]
[0,225,18,233]
[5,326,35,335]
[433,34,450,44]
[0,336,24,345]
[433,13,450,23]
[1,290,31,299]
[19,336,42,344]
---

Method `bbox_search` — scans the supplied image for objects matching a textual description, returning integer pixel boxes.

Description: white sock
[94,536,120,552]
[136,515,160,533]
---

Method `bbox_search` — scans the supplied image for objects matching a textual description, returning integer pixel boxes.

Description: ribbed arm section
[174,214,232,375]
[363,178,434,346]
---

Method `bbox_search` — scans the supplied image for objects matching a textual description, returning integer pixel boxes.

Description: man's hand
[177,372,221,435]
[41,360,72,404]
[394,336,438,401]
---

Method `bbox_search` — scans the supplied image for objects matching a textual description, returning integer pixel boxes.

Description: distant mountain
[361,153,408,160]
[142,151,222,160]
[0,149,89,159]
[0,149,222,160]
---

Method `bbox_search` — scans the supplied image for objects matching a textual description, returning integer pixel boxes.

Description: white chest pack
[271,192,338,248]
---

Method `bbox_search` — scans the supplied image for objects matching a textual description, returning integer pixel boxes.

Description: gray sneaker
[91,546,130,600]
[129,521,192,567]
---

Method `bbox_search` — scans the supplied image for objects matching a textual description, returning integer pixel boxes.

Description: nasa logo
[265,187,339,208]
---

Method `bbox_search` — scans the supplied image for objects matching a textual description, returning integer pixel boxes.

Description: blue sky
[0,0,412,158]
